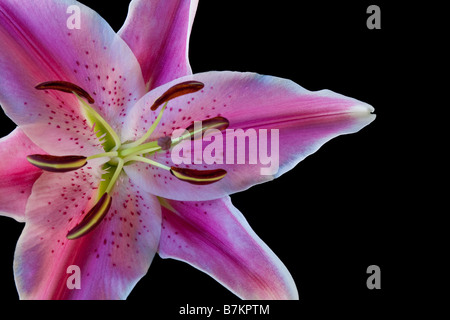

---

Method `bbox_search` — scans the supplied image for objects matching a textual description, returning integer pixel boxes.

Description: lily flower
[0,0,375,300]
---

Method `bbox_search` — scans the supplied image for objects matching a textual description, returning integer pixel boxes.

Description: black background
[0,0,423,317]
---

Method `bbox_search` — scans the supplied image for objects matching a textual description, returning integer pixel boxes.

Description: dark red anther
[27,154,87,172]
[150,81,204,111]
[170,167,227,185]
[35,80,95,104]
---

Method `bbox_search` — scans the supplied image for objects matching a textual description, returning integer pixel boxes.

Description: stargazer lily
[0,0,375,300]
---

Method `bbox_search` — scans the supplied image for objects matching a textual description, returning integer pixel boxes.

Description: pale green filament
[86,151,118,160]
[124,155,171,171]
[122,101,168,150]
[105,158,124,194]
[170,129,198,145]
[118,142,160,158]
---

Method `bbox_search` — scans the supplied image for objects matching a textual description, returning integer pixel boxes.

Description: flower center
[29,80,229,240]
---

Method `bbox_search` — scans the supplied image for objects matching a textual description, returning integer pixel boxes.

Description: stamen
[35,80,95,104]
[170,167,227,185]
[66,193,112,240]
[27,154,87,172]
[150,81,204,111]
[185,116,230,140]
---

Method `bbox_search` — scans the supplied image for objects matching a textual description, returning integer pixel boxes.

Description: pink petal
[119,0,198,90]
[14,169,161,299]
[158,196,298,299]
[0,0,146,154]
[0,128,44,222]
[123,71,375,201]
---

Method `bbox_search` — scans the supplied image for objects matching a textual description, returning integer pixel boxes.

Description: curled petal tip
[351,103,376,127]
[354,103,375,116]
